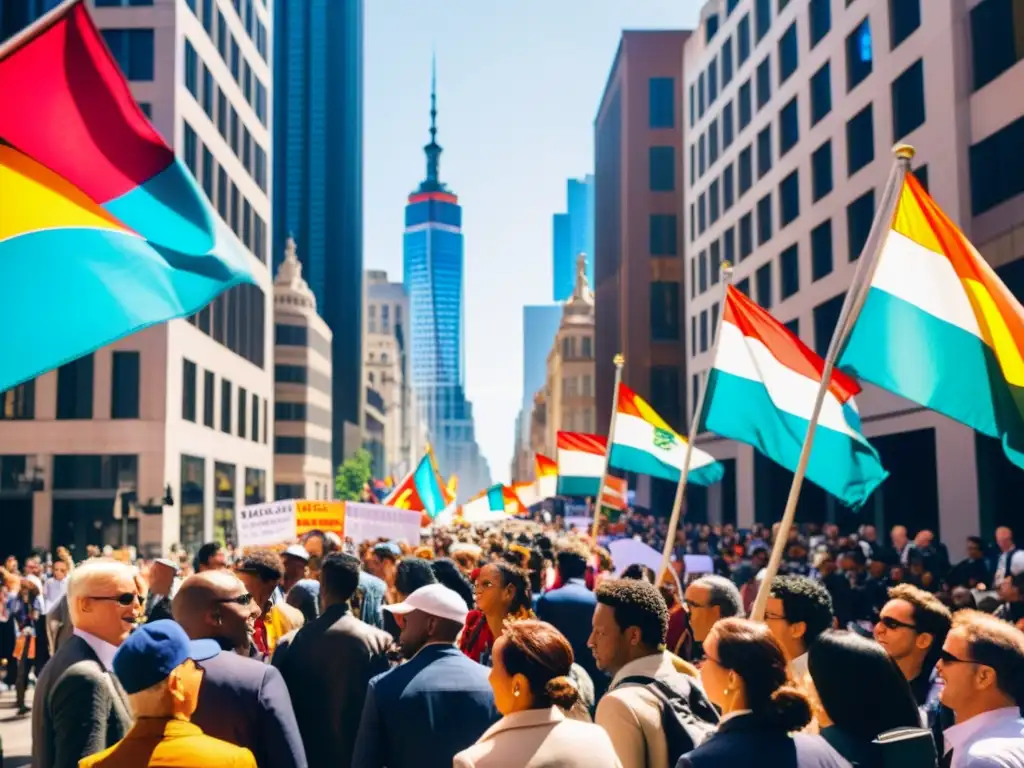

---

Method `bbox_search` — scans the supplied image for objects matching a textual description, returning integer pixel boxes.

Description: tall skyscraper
[272,0,364,473]
[552,175,595,301]
[403,61,490,496]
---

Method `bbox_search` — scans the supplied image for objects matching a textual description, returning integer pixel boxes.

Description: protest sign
[295,500,344,537]
[344,503,421,544]
[236,500,296,547]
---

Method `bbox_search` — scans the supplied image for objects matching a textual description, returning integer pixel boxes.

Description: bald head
[173,571,259,654]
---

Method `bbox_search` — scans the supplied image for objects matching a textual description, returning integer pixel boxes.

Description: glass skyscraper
[273,0,364,471]
[403,64,490,496]
[552,175,595,301]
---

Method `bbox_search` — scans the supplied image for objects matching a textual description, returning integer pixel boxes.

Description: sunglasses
[216,593,254,606]
[878,616,917,631]
[938,649,979,665]
[89,593,141,606]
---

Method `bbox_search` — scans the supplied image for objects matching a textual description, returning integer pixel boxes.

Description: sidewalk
[0,689,31,768]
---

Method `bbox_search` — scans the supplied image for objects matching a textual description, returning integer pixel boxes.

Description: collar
[126,718,204,741]
[322,602,350,619]
[719,708,753,725]
[944,706,1023,755]
[610,650,677,688]
[73,628,119,671]
[477,706,565,742]
[408,641,457,662]
[790,651,809,679]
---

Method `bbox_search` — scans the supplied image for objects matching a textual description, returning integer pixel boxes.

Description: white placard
[345,502,422,544]
[236,500,296,547]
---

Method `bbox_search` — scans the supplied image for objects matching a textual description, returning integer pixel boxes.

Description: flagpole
[656,263,734,587]
[750,145,914,621]
[591,354,625,540]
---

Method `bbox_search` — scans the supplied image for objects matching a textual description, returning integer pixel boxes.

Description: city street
[0,690,31,768]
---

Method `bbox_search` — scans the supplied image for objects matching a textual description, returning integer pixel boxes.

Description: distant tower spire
[424,52,442,187]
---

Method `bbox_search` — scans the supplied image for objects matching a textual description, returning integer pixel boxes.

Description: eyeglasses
[939,649,980,666]
[684,599,710,610]
[878,616,917,631]
[216,593,254,606]
[89,593,141,606]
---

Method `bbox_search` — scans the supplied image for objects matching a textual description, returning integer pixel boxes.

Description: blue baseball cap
[113,620,220,695]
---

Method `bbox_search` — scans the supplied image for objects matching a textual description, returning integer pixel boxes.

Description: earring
[723,688,730,696]
[513,687,521,698]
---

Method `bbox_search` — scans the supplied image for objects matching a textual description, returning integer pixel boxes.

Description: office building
[0,0,274,559]
[273,238,333,502]
[272,0,364,472]
[403,62,490,496]
[683,0,1024,550]
[0,0,60,42]
[552,175,595,301]
[594,30,689,512]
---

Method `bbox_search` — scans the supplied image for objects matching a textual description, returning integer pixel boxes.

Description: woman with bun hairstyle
[460,562,534,665]
[453,620,621,767]
[680,618,852,767]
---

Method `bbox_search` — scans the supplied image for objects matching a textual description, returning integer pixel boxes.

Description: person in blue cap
[79,620,256,768]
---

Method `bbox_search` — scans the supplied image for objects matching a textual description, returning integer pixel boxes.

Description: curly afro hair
[769,575,834,646]
[235,548,284,582]
[595,578,669,649]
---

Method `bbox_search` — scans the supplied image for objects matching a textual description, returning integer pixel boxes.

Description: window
[710,179,721,224]
[101,29,154,81]
[251,393,260,443]
[811,219,833,280]
[756,262,773,308]
[708,62,719,106]
[691,258,696,298]
[202,0,213,33]
[691,374,700,416]
[846,189,876,261]
[779,97,799,156]
[56,354,94,420]
[812,140,833,201]
[780,244,799,299]
[846,18,873,91]
[649,77,675,128]
[755,0,771,42]
[724,227,736,265]
[970,114,1024,214]
[709,119,719,165]
[738,14,752,65]
[846,104,875,176]
[810,0,831,47]
[700,311,709,352]
[757,193,773,245]
[780,171,799,227]
[779,23,798,84]
[220,379,232,433]
[650,214,678,256]
[689,85,696,128]
[203,370,215,427]
[785,318,800,337]
[723,164,735,210]
[1,382,35,420]
[722,38,734,86]
[711,302,720,344]
[891,59,926,141]
[722,102,734,149]
[810,62,832,126]
[706,13,720,43]
[739,145,753,195]
[137,102,152,118]
[217,9,227,56]
[202,65,213,116]
[914,164,930,193]
[690,145,696,186]
[699,134,706,177]
[738,81,753,129]
[184,40,198,97]
[756,58,772,110]
[890,0,921,49]
[757,126,772,179]
[737,277,751,296]
[237,387,247,438]
[813,292,846,357]
[699,73,706,118]
[202,146,213,201]
[739,212,754,260]
[182,359,197,422]
[699,193,707,234]
[650,282,681,341]
[971,0,1023,91]
[111,351,140,419]
[217,166,228,218]
[710,242,722,286]
[217,90,227,137]
[649,146,676,191]
[699,251,708,292]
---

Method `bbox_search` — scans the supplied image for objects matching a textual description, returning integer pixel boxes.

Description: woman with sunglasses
[681,617,850,767]
[460,562,533,665]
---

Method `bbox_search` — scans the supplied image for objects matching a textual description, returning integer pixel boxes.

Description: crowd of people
[2,514,1024,767]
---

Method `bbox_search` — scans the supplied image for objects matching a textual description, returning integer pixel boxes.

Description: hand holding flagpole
[592,354,625,541]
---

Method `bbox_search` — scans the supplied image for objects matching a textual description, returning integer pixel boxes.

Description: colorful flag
[383,452,450,518]
[610,384,724,486]
[446,474,458,498]
[460,484,511,523]
[556,431,607,497]
[0,2,257,392]
[839,173,1024,469]
[702,286,888,508]
[601,476,629,512]
[513,481,539,509]
[535,453,558,500]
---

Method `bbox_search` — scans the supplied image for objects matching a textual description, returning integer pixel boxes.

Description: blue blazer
[678,713,852,768]
[536,579,609,700]
[351,644,500,768]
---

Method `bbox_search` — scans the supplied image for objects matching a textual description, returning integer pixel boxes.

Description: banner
[295,500,344,537]
[344,502,421,544]
[237,500,296,548]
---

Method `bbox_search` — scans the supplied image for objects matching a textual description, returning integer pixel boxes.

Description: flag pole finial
[613,353,624,368]
[721,260,734,281]
[894,143,916,161]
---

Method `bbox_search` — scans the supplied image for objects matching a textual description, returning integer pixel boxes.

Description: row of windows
[182,121,268,265]
[367,302,405,336]
[185,282,267,369]
[274,323,332,360]
[275,436,331,460]
[181,358,267,444]
[561,375,595,399]
[561,334,594,360]
[184,42,268,193]
[275,401,332,430]
[101,29,154,81]
[274,365,332,396]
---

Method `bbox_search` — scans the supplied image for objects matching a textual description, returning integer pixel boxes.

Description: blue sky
[364,1,699,486]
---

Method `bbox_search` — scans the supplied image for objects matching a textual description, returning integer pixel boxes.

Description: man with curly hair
[234,548,285,657]
[766,575,835,680]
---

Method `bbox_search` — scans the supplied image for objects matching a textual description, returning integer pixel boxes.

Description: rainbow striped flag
[839,172,1024,468]
[383,449,453,518]
[0,2,256,392]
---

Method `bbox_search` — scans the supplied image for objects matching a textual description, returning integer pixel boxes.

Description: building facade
[682,0,1024,552]
[273,238,333,502]
[0,0,274,559]
[594,30,690,513]
[553,175,596,301]
[272,0,364,471]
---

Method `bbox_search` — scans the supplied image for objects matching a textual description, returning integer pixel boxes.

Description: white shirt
[44,577,67,614]
[944,706,1024,767]
[790,652,809,680]
[73,628,119,671]
[994,551,1024,587]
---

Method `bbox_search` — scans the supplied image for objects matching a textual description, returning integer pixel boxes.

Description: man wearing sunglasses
[32,558,139,768]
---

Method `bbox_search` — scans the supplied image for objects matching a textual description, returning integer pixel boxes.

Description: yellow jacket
[79,718,256,768]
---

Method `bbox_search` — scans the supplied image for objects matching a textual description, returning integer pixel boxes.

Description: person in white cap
[352,583,500,768]
[280,545,310,594]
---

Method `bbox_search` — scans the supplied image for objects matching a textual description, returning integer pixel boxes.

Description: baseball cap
[282,544,310,562]
[384,583,469,625]
[113,620,220,695]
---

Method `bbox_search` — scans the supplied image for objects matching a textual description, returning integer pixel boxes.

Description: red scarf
[459,610,493,663]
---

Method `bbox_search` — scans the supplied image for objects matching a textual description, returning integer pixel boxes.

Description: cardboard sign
[295,500,344,537]
[236,500,296,548]
[344,502,421,544]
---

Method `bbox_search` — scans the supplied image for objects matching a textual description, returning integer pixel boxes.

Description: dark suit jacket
[678,713,853,768]
[190,648,307,768]
[536,580,609,700]
[351,644,500,768]
[31,634,133,768]
[274,603,392,768]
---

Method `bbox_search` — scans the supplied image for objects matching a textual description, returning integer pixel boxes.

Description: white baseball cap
[383,583,469,625]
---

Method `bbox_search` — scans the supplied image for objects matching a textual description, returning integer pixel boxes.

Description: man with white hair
[32,558,139,768]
